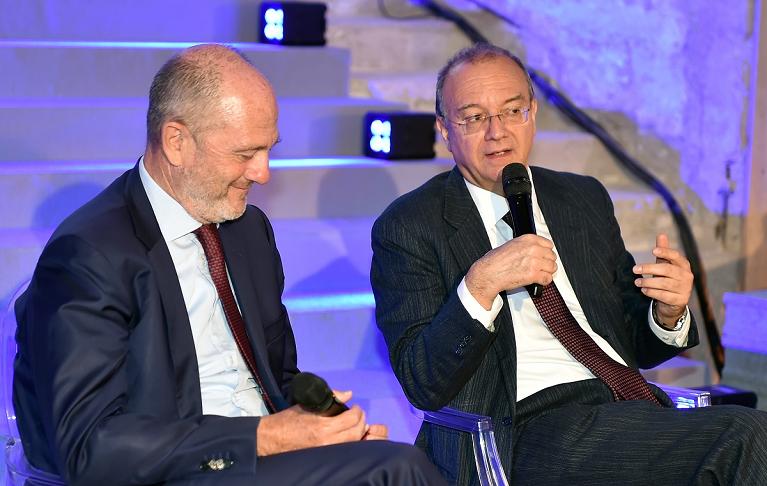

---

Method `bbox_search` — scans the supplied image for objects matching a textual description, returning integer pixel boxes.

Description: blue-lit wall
[476,0,759,216]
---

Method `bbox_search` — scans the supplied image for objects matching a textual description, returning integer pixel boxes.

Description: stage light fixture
[259,2,327,46]
[363,112,436,160]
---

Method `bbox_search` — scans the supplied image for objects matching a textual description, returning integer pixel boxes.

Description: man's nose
[484,113,508,140]
[244,153,270,185]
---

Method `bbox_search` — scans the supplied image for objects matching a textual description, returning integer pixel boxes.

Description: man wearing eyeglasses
[371,42,767,485]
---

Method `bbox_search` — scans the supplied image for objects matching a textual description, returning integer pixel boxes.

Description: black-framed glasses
[448,107,531,135]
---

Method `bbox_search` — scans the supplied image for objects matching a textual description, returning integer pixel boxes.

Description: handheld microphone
[502,163,543,298]
[292,372,349,417]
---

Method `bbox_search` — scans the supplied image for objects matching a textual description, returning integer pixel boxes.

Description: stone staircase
[0,0,710,454]
[720,290,767,410]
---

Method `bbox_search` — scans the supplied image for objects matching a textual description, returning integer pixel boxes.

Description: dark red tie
[194,224,276,413]
[502,213,660,405]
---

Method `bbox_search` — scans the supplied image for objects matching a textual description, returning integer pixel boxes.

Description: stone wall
[455,0,758,218]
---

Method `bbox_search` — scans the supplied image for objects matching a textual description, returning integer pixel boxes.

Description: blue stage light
[363,112,435,160]
[263,8,284,41]
[259,2,326,46]
[369,119,392,154]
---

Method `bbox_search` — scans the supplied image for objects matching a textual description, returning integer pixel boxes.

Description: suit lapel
[124,165,203,418]
[532,167,621,346]
[532,167,592,299]
[218,221,286,406]
[443,167,518,404]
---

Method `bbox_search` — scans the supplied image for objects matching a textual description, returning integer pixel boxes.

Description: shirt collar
[139,156,202,242]
[463,165,541,233]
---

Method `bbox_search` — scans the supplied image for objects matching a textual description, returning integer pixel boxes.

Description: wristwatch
[652,300,687,331]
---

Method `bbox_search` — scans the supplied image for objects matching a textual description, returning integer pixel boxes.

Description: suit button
[201,457,234,471]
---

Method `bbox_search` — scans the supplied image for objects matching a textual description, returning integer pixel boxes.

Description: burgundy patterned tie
[194,224,276,413]
[502,213,660,405]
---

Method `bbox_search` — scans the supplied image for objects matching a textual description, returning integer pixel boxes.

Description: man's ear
[436,116,451,153]
[161,121,189,168]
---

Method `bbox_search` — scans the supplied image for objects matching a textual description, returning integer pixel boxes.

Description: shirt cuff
[648,302,690,347]
[457,278,503,332]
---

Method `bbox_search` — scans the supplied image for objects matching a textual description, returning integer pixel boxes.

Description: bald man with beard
[14,44,445,486]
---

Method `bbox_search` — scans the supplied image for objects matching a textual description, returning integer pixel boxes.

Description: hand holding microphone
[502,163,544,298]
[257,372,388,456]
[464,163,557,308]
[292,372,349,416]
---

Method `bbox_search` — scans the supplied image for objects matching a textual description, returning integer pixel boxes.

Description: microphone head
[292,372,334,412]
[502,163,532,198]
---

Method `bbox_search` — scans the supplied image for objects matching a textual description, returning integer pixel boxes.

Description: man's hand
[256,390,388,456]
[465,234,557,309]
[362,424,389,441]
[632,233,693,328]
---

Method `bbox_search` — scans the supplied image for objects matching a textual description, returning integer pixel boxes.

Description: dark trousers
[168,440,447,486]
[512,379,767,485]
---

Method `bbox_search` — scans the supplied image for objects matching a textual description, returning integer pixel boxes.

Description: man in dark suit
[14,44,445,485]
[371,43,767,485]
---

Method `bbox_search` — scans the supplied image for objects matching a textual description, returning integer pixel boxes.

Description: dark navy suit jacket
[14,166,298,485]
[370,166,699,485]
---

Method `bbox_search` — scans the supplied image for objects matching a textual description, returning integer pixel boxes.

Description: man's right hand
[256,391,372,456]
[465,234,557,309]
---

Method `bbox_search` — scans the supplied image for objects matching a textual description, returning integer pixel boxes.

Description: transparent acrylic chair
[1,280,66,485]
[413,384,710,486]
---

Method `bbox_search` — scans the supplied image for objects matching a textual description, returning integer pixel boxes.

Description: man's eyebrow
[234,135,282,154]
[456,95,525,113]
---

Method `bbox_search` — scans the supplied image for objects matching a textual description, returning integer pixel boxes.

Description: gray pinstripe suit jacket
[370,165,699,485]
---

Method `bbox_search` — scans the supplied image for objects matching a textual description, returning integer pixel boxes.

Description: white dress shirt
[456,167,690,400]
[139,159,269,417]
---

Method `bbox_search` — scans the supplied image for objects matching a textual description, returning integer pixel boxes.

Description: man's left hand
[632,233,693,328]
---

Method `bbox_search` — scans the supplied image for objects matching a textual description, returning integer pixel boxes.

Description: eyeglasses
[447,107,531,135]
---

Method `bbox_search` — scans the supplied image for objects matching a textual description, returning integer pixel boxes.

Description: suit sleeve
[595,180,699,368]
[20,235,261,486]
[370,212,497,411]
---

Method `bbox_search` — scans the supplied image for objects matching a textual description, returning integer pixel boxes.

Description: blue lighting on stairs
[283,292,375,312]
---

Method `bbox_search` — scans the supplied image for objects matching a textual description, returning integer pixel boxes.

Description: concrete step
[326,17,472,74]
[0,158,453,229]
[722,290,767,354]
[0,96,406,162]
[721,290,767,410]
[0,157,453,306]
[350,71,439,114]
[0,0,400,42]
[288,293,381,372]
[0,41,349,99]
[0,0,272,43]
[273,218,374,295]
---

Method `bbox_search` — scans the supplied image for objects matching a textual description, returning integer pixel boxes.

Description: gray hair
[146,45,250,147]
[435,42,535,118]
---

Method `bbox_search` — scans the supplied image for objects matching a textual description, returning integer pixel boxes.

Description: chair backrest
[1,279,29,441]
[1,280,67,485]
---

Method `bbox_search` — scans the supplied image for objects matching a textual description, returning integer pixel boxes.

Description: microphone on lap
[292,372,349,417]
[502,163,543,298]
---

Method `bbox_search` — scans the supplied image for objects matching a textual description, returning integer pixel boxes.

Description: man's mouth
[486,149,511,158]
